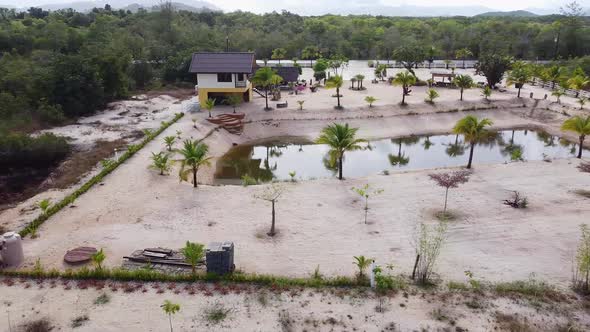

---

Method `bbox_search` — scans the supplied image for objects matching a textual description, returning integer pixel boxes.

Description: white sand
[2,281,589,331]
[1,68,589,287]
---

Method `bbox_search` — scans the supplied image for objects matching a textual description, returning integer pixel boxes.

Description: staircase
[252,88,265,98]
[206,113,245,135]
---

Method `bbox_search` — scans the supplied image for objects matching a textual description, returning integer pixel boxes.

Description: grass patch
[434,210,459,222]
[94,293,110,305]
[71,314,89,328]
[19,113,184,238]
[574,189,590,199]
[447,281,469,291]
[204,303,231,324]
[493,278,563,301]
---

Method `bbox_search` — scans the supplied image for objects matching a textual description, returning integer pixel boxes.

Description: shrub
[204,303,231,324]
[0,132,70,169]
[241,174,258,186]
[20,317,53,332]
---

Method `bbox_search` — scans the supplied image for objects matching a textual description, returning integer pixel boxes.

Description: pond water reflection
[214,130,583,183]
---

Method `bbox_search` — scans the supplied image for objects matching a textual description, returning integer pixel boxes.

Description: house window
[217,73,232,82]
[236,73,244,81]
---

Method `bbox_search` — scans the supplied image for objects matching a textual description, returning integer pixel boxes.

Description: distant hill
[17,0,219,12]
[476,10,538,17]
[122,2,216,13]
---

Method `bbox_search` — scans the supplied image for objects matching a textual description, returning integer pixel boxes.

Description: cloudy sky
[219,0,572,12]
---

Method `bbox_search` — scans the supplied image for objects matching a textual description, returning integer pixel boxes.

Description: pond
[214,130,584,183]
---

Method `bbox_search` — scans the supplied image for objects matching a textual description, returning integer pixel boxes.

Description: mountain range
[1,0,588,17]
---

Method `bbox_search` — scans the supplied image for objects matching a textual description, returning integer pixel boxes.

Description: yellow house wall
[198,85,252,105]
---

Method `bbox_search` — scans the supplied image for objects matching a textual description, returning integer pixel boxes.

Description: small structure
[273,66,300,85]
[206,242,235,275]
[0,232,24,267]
[189,52,255,105]
[64,247,97,264]
[430,70,456,86]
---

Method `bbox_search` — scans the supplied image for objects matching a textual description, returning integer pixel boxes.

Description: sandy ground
[1,68,589,285]
[2,281,589,332]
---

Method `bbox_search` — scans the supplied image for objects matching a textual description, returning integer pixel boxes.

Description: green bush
[19,113,184,237]
[0,132,70,169]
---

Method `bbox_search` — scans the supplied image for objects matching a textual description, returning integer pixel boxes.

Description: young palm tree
[568,74,589,98]
[326,75,344,109]
[365,96,377,107]
[455,48,473,69]
[181,241,204,275]
[561,116,590,159]
[552,89,566,104]
[506,62,532,98]
[175,140,212,188]
[203,98,215,118]
[161,300,180,332]
[251,67,282,110]
[355,74,366,90]
[353,255,373,278]
[316,123,366,180]
[149,152,171,175]
[544,65,563,89]
[453,74,474,101]
[392,71,416,105]
[424,88,439,104]
[452,115,494,169]
[481,86,492,101]
[578,97,588,110]
[163,136,176,151]
[227,94,242,114]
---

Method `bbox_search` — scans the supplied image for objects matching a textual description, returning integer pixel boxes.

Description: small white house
[189,52,255,105]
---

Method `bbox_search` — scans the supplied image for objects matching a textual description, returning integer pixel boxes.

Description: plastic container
[0,232,24,267]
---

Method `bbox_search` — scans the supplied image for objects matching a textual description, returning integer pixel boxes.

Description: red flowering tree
[428,170,472,214]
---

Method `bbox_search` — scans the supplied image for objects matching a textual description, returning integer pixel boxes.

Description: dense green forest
[0,4,589,174]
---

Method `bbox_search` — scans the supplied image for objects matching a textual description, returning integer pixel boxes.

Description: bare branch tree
[428,170,471,214]
[255,183,286,236]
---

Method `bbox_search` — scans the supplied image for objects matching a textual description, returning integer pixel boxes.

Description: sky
[219,0,569,12]
[1,0,588,13]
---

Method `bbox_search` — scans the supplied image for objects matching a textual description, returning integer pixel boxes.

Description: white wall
[197,73,249,89]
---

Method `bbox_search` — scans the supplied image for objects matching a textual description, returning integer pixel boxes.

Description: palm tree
[355,74,365,90]
[544,65,562,89]
[506,62,532,98]
[163,136,176,151]
[316,123,366,180]
[481,86,492,101]
[251,67,282,110]
[149,152,171,175]
[161,300,180,332]
[203,98,215,117]
[271,48,287,64]
[425,88,439,104]
[392,71,416,105]
[445,135,466,157]
[452,115,494,169]
[578,97,588,110]
[181,241,204,275]
[568,74,590,98]
[552,89,566,104]
[561,116,590,159]
[326,75,344,109]
[365,96,377,107]
[455,48,473,69]
[227,94,242,114]
[175,140,212,188]
[388,137,418,166]
[453,74,474,101]
[353,255,373,278]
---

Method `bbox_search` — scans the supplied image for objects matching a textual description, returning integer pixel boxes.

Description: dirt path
[2,281,588,331]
